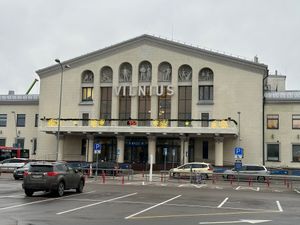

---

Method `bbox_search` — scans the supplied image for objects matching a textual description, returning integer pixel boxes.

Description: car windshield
[29,165,53,172]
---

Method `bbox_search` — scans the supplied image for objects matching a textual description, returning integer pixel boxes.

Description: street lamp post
[237,111,241,147]
[54,59,70,161]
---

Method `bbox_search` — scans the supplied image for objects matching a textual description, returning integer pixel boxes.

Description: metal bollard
[122,175,124,185]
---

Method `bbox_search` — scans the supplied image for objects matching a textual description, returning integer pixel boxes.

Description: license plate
[32,175,42,178]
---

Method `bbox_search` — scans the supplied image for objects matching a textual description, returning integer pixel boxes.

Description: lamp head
[55,59,61,63]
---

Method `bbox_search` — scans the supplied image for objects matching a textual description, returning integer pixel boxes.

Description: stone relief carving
[82,71,94,83]
[101,67,113,83]
[119,64,132,82]
[158,63,172,82]
[178,66,192,82]
[139,62,151,82]
[199,68,213,81]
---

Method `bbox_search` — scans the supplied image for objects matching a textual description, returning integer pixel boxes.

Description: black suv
[22,161,85,197]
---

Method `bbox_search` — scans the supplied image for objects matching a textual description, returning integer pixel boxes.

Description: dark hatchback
[22,161,85,197]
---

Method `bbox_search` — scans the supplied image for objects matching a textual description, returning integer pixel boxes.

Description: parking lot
[0,173,300,225]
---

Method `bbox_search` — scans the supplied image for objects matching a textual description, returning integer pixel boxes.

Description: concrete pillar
[148,136,156,164]
[184,139,189,164]
[87,135,94,163]
[215,137,224,166]
[117,136,125,163]
[57,135,64,161]
[180,137,185,164]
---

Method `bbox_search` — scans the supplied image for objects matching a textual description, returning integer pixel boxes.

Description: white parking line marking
[125,195,181,220]
[235,186,241,190]
[294,189,300,194]
[256,187,260,192]
[0,190,96,211]
[276,201,283,212]
[0,194,24,198]
[217,197,228,208]
[57,192,137,215]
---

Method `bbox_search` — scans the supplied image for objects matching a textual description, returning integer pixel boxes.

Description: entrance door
[124,138,148,163]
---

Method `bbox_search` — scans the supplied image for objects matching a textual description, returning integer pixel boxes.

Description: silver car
[223,164,270,182]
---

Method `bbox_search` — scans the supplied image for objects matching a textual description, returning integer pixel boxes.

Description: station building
[1,35,300,169]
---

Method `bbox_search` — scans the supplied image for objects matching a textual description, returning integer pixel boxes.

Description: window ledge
[291,161,300,163]
[197,100,214,105]
[266,160,281,162]
[79,101,94,106]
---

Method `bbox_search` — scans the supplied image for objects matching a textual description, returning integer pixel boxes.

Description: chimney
[8,90,15,95]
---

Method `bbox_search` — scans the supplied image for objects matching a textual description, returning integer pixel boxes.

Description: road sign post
[94,143,102,180]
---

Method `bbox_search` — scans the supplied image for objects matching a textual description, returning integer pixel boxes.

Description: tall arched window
[139,61,152,82]
[119,62,132,83]
[178,65,192,82]
[198,67,214,102]
[158,62,172,82]
[81,70,94,102]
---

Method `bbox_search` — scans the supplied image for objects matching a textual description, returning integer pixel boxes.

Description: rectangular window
[201,113,209,127]
[0,114,7,127]
[138,86,151,126]
[158,86,171,125]
[292,115,300,129]
[82,113,89,126]
[267,114,279,129]
[178,86,192,127]
[16,114,26,127]
[0,138,6,146]
[100,87,112,126]
[82,87,93,101]
[292,145,300,162]
[267,143,279,161]
[199,85,213,100]
[119,86,131,126]
[35,114,39,127]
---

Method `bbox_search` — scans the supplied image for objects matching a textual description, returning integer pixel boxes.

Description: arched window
[199,68,214,81]
[100,66,113,83]
[81,70,94,102]
[81,70,94,83]
[119,62,132,83]
[178,65,192,82]
[158,62,172,82]
[139,61,152,82]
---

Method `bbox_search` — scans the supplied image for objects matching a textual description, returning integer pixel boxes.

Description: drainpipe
[262,68,269,165]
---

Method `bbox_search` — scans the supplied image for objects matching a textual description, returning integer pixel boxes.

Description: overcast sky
[0,0,299,94]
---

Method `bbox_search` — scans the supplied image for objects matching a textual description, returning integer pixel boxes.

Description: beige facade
[0,94,39,157]
[8,35,300,169]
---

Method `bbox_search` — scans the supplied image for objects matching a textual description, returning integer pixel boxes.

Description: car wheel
[14,177,19,180]
[25,189,34,197]
[57,182,65,197]
[257,176,265,183]
[76,180,84,193]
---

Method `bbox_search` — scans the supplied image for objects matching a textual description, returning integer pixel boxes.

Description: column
[148,136,156,164]
[57,135,64,161]
[87,135,94,163]
[117,136,125,163]
[180,137,185,164]
[215,137,224,166]
[184,139,189,164]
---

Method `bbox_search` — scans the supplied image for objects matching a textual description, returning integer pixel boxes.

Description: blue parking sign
[234,147,244,159]
[94,143,102,154]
